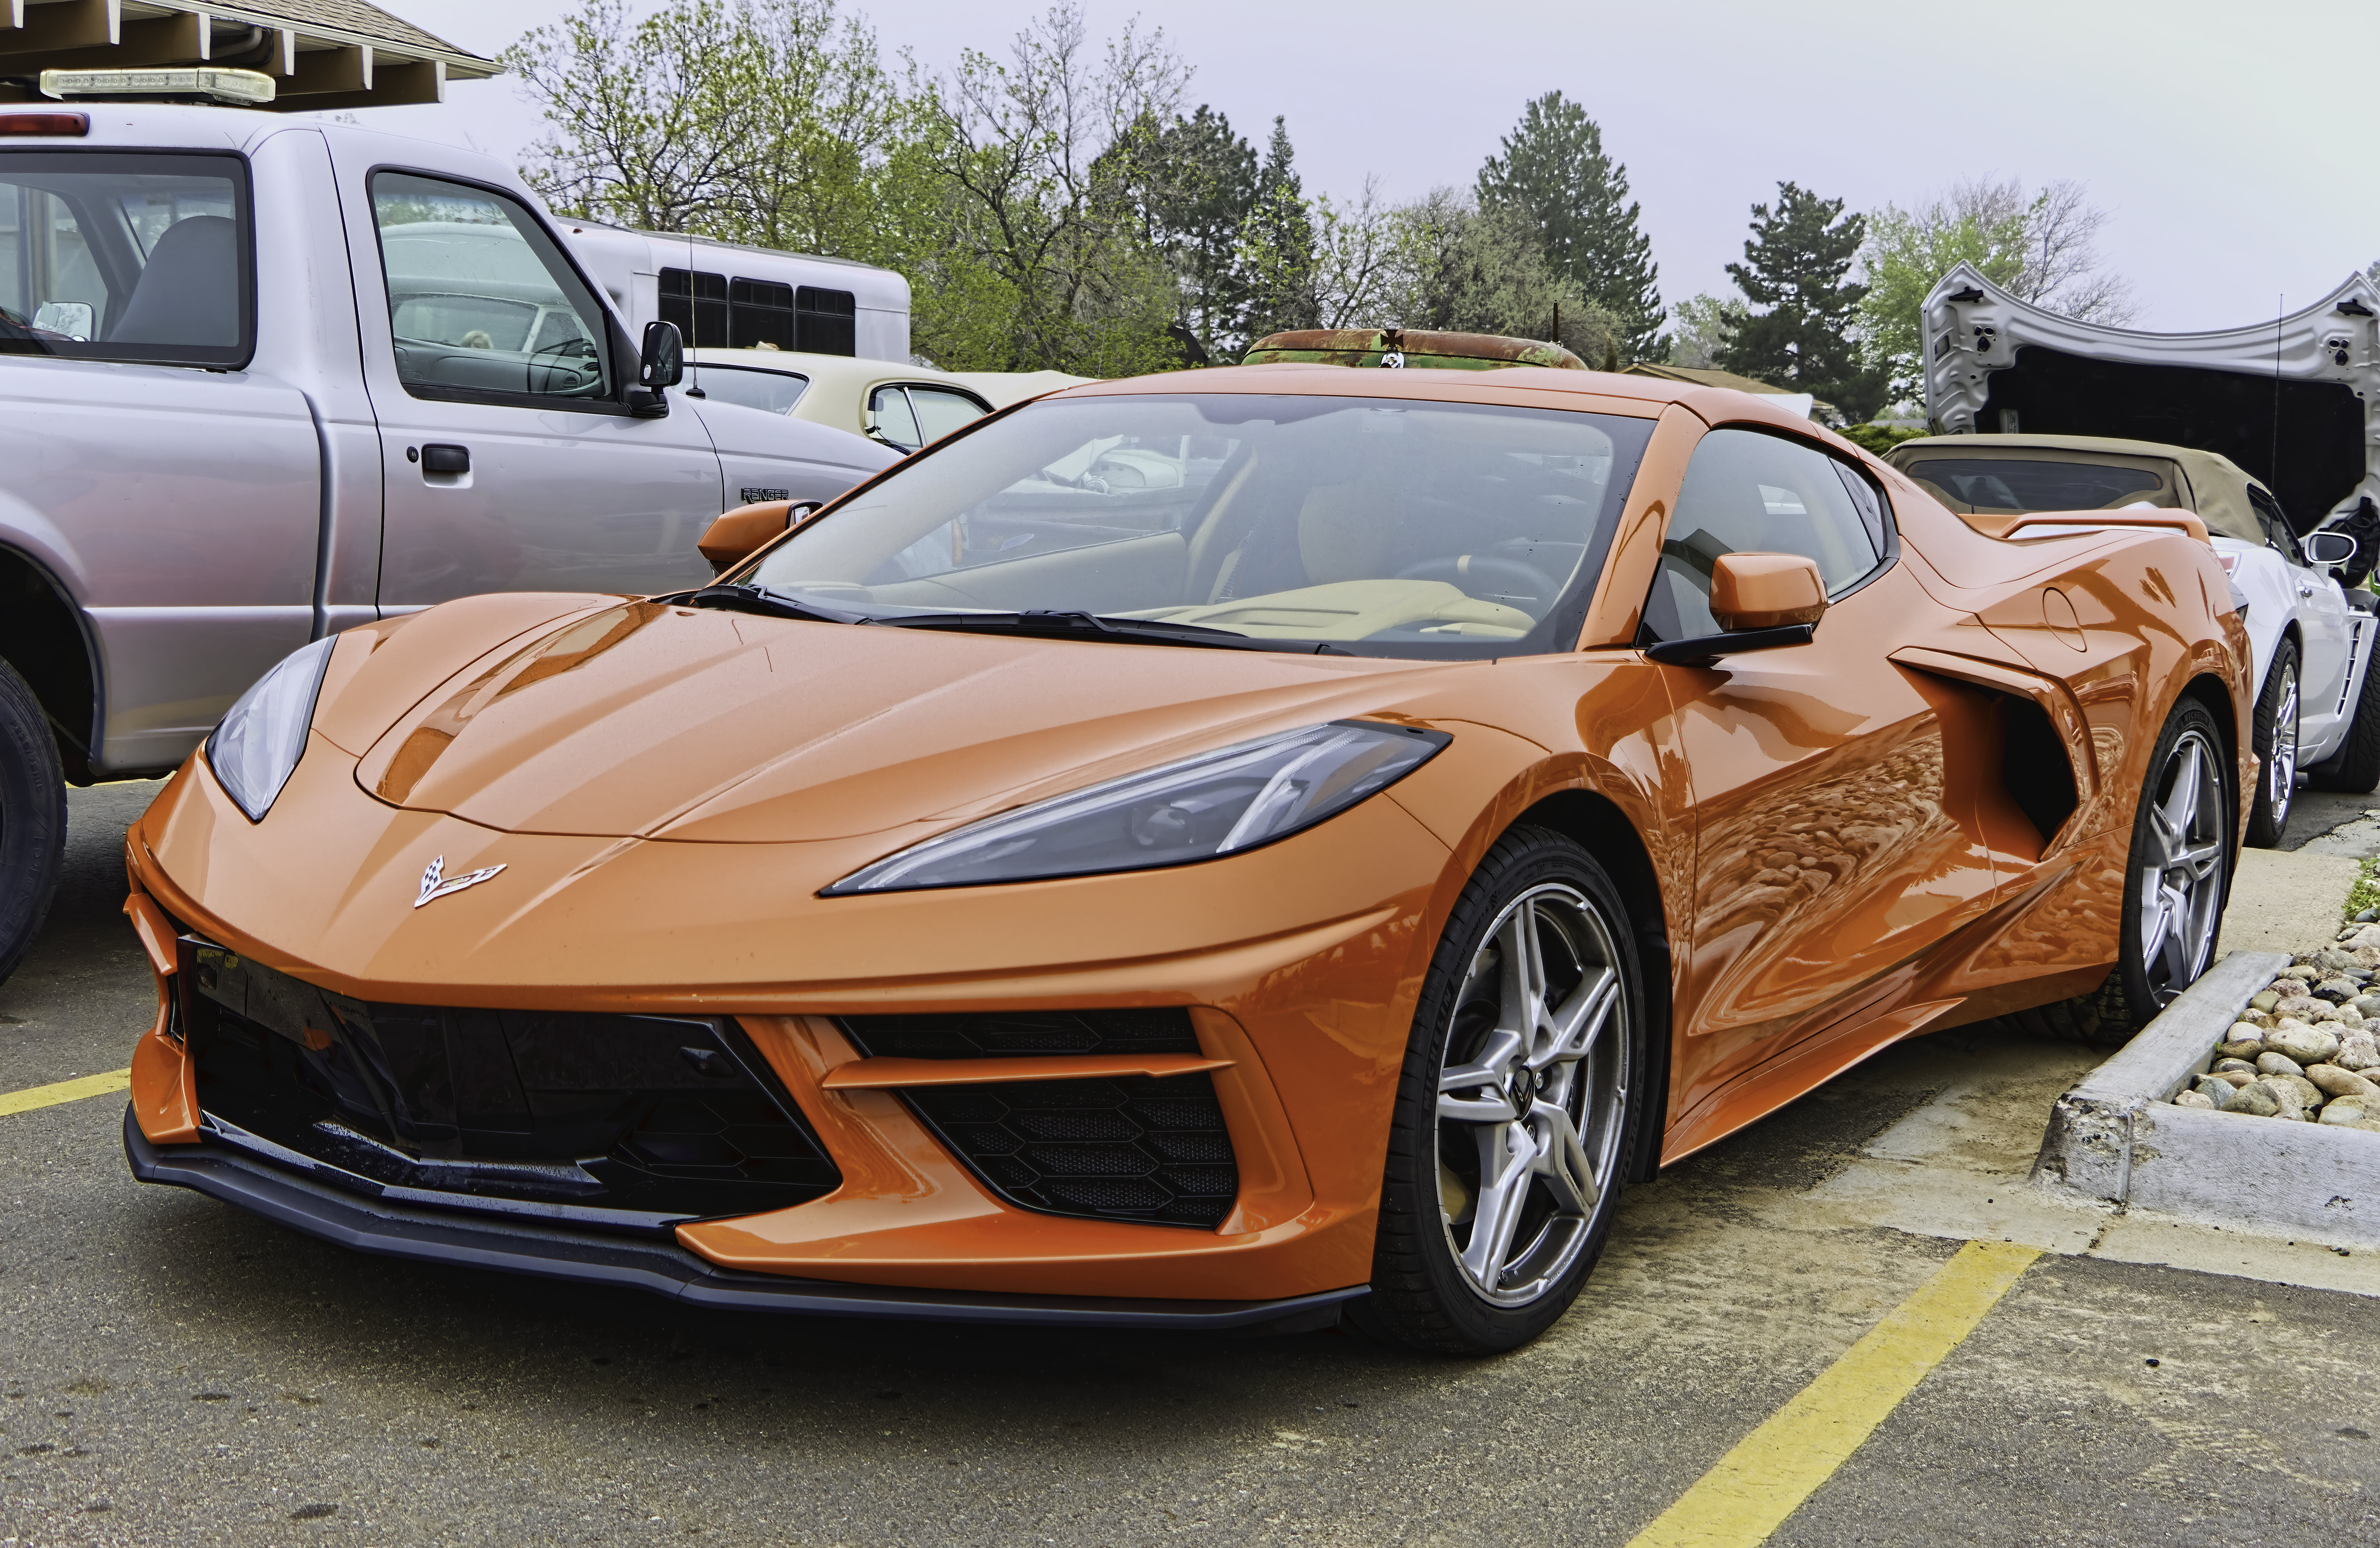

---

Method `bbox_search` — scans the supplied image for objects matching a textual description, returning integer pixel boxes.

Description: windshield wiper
[680,583,868,625]
[867,609,1352,654]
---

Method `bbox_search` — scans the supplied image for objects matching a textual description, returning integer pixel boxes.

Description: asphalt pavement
[3,780,2375,1546]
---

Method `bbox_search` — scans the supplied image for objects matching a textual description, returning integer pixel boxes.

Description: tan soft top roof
[1888,432,2271,544]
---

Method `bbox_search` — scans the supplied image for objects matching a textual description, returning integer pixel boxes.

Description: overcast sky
[373,0,2379,332]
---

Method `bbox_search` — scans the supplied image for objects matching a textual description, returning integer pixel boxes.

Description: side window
[659,267,727,346]
[1644,428,1888,642]
[2246,486,2297,560]
[692,365,809,415]
[867,385,922,452]
[796,286,856,355]
[0,150,250,367]
[373,172,612,404]
[909,386,989,445]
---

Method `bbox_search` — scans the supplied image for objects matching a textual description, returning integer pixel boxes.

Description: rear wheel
[1349,826,1649,1354]
[2308,645,2380,794]
[2015,697,2233,1047]
[2244,637,2297,846]
[0,657,66,988]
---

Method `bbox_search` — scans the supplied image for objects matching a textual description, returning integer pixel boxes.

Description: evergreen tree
[1131,105,1259,364]
[1475,91,1663,361]
[1241,116,1318,342]
[1719,181,1886,421]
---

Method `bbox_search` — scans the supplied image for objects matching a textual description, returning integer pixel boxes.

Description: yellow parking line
[0,1068,132,1118]
[1627,1239,2041,1548]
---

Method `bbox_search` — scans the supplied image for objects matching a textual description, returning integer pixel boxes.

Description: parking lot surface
[4,782,2376,1546]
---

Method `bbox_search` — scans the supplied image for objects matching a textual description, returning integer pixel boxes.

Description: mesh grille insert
[903,1073,1238,1230]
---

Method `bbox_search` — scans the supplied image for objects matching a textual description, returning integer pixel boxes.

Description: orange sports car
[120,359,2251,1353]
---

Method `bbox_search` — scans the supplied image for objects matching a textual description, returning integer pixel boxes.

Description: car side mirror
[1646,553,1828,666]
[2304,530,2357,567]
[639,320,684,388]
[697,499,818,574]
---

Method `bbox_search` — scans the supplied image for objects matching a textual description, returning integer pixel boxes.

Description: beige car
[683,348,1088,454]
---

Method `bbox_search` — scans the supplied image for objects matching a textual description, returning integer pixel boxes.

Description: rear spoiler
[1957,509,2211,545]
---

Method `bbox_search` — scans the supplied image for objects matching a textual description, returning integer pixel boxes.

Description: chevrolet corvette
[121,359,2251,1352]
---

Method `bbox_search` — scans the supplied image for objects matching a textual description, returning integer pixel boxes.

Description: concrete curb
[2031,950,2380,1245]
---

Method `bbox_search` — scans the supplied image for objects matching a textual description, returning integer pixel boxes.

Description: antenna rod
[2272,292,2283,504]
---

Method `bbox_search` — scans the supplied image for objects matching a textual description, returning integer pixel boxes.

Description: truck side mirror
[2304,530,2357,567]
[1644,553,1828,666]
[639,320,684,388]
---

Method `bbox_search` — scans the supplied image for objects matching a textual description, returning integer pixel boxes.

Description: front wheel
[0,657,67,987]
[2015,697,2234,1047]
[2244,637,2298,846]
[1349,826,1649,1354]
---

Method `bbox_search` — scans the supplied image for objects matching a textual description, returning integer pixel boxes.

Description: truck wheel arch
[0,546,100,785]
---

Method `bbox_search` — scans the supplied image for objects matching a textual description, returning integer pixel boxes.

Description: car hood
[348,601,1446,844]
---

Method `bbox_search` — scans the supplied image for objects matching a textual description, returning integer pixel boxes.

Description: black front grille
[179,937,838,1229]
[837,1008,1199,1059]
[903,1075,1238,1230]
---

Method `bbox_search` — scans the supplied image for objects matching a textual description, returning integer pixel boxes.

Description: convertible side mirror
[1646,553,1828,666]
[696,499,820,574]
[2304,530,2357,568]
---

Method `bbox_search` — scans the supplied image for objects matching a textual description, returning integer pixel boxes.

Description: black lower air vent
[836,1008,1200,1059]
[902,1073,1238,1230]
[179,937,838,1229]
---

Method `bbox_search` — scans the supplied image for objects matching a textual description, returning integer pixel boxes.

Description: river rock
[2346,924,2380,949]
[2209,1069,2256,1088]
[2272,980,2312,1001]
[2307,1064,2380,1101]
[2272,1073,2325,1111]
[2251,990,2284,1013]
[2214,1058,2260,1074]
[2275,996,2331,1022]
[2175,1089,2218,1109]
[2268,1025,2342,1065]
[2217,1039,2265,1060]
[2338,1034,2380,1072]
[2317,977,2361,1003]
[2224,1081,2283,1117]
[2319,1102,2374,1127]
[2316,947,2360,974]
[2258,1050,2309,1078]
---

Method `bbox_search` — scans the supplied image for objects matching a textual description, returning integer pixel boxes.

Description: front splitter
[122,1109,1364,1333]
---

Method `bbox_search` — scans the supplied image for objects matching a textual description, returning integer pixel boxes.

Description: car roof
[1886,432,2271,544]
[1040,362,1828,435]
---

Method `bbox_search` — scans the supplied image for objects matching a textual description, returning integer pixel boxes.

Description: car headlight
[206,635,336,822]
[824,719,1451,895]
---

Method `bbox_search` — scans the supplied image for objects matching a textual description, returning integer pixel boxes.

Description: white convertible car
[1912,263,2380,844]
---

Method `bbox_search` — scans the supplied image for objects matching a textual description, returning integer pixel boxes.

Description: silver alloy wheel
[2268,663,2299,829]
[1434,882,1630,1307]
[2141,726,2229,1006]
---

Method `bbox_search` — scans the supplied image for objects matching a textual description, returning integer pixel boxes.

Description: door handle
[2300,582,2316,597]
[417,444,470,475]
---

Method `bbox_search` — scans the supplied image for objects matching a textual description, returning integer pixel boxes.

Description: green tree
[1720,181,1885,421]
[898,3,1187,375]
[1391,190,1620,366]
[1238,117,1318,344]
[1665,293,1746,370]
[1475,91,1663,361]
[1859,179,2131,409]
[1119,105,1258,364]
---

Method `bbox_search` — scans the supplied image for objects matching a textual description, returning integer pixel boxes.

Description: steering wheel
[1395,555,1561,605]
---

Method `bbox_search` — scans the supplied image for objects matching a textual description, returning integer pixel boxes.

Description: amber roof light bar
[40,66,274,104]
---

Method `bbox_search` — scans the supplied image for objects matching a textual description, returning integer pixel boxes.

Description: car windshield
[1901,456,2170,512]
[746,393,1654,657]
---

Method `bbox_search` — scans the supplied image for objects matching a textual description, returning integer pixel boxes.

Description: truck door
[354,171,719,609]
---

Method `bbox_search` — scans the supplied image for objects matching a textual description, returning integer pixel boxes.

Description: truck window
[692,363,810,414]
[0,150,251,367]
[373,172,612,405]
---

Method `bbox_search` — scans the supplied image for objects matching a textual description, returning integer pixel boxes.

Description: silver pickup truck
[0,101,896,981]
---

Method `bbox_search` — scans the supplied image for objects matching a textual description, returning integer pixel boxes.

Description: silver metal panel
[88,603,313,771]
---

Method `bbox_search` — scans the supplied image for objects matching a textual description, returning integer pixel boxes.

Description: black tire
[2308,647,2380,794]
[2015,697,2234,1048]
[1348,826,1650,1355]
[2244,636,2298,846]
[0,657,67,988]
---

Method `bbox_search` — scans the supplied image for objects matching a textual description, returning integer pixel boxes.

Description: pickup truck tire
[2014,698,2232,1047]
[0,657,67,988]
[2307,648,2380,794]
[2244,637,2298,846]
